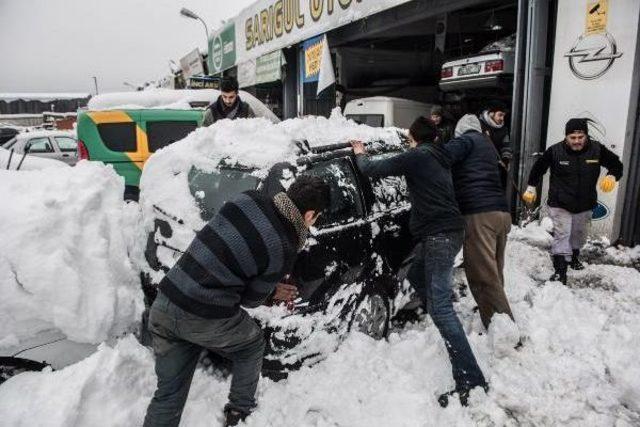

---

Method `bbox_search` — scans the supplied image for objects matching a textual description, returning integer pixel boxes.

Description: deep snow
[0,221,638,426]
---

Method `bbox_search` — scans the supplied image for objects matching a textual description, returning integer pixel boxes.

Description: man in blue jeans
[143,175,330,427]
[351,117,487,407]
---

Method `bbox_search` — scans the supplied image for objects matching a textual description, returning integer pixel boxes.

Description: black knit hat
[565,118,589,135]
[486,100,508,113]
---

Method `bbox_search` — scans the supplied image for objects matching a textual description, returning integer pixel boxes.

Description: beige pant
[463,211,514,329]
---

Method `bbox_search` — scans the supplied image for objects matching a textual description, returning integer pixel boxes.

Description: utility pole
[92,76,99,95]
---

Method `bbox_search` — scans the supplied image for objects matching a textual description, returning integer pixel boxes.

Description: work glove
[599,175,616,193]
[522,186,537,205]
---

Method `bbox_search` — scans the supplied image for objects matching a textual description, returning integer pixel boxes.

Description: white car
[439,34,516,92]
[2,130,78,166]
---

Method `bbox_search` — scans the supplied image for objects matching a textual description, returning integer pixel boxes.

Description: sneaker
[569,249,585,270]
[224,408,248,427]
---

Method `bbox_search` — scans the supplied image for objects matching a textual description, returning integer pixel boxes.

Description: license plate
[457,63,481,76]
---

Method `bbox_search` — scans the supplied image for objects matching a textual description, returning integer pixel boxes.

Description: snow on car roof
[139,109,404,258]
[12,129,75,140]
[87,89,280,123]
[0,93,90,102]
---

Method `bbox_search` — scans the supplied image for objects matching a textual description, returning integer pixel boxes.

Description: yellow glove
[522,186,537,205]
[599,175,616,193]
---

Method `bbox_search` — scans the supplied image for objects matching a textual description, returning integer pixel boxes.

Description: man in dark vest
[202,77,255,126]
[522,118,623,285]
[143,175,330,427]
[479,100,511,188]
[429,105,454,144]
[351,117,487,408]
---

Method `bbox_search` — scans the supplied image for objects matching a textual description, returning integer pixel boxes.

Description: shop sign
[188,76,220,89]
[180,49,204,79]
[303,36,323,82]
[209,23,237,74]
[256,50,284,84]
[586,0,608,35]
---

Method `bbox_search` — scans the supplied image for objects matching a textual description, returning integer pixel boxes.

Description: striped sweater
[159,190,301,319]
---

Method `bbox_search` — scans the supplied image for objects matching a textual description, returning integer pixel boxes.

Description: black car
[141,141,417,377]
[0,126,20,146]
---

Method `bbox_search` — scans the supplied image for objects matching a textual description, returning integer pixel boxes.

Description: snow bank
[0,162,144,344]
[2,227,639,426]
[86,89,279,123]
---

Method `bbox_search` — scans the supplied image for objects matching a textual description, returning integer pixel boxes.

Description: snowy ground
[1,217,638,426]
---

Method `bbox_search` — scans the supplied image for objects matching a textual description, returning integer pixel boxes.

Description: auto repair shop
[208,0,640,245]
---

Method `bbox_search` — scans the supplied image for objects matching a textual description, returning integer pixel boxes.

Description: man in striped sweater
[144,175,330,427]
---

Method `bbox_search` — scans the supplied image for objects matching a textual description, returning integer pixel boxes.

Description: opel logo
[565,32,623,80]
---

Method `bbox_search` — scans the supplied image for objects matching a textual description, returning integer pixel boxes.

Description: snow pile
[2,227,639,426]
[87,89,279,123]
[0,162,144,345]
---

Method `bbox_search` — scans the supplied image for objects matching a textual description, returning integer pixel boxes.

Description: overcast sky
[0,0,254,94]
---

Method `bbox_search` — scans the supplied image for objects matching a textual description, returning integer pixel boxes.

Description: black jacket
[355,144,463,238]
[159,191,299,318]
[202,96,255,126]
[436,121,454,144]
[444,130,509,215]
[527,139,623,213]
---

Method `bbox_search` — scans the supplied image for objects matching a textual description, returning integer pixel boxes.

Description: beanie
[486,100,508,114]
[565,118,589,135]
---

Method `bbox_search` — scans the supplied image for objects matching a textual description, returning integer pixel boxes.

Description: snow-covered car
[138,114,418,377]
[3,130,78,166]
[439,34,516,92]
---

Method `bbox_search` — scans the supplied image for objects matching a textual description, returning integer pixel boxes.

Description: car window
[26,137,54,153]
[147,121,198,153]
[346,114,384,127]
[54,136,77,152]
[97,122,137,152]
[368,152,409,213]
[304,158,364,228]
[188,166,261,221]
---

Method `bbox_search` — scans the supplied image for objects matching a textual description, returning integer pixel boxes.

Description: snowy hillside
[0,221,638,426]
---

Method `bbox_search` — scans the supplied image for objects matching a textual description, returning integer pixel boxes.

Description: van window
[147,121,198,153]
[97,123,137,152]
[346,114,384,127]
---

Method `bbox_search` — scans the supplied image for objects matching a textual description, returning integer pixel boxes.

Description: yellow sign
[304,39,323,78]
[586,0,608,35]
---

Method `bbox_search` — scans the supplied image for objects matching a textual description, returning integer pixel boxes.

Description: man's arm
[527,148,552,186]
[443,135,473,165]
[351,141,409,178]
[202,108,214,127]
[600,145,623,180]
[500,133,513,162]
[246,104,256,118]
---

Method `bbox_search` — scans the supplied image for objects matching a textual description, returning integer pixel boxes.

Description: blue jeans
[143,292,265,427]
[408,230,486,390]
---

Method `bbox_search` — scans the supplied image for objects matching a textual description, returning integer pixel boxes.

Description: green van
[76,109,203,199]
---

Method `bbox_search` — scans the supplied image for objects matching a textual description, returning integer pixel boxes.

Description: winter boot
[570,249,585,270]
[549,255,568,285]
[224,408,248,427]
[438,384,488,408]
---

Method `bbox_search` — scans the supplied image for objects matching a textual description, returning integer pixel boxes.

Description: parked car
[140,139,417,378]
[0,126,20,146]
[77,89,280,200]
[439,34,516,92]
[2,130,78,166]
[343,97,435,129]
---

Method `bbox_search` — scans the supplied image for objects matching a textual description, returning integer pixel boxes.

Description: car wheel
[0,357,48,385]
[350,285,390,340]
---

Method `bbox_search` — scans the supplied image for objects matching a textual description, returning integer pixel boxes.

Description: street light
[180,7,209,43]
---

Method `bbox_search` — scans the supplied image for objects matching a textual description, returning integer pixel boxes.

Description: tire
[0,357,48,385]
[349,283,390,340]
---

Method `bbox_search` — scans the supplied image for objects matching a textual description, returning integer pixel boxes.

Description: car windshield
[188,166,260,221]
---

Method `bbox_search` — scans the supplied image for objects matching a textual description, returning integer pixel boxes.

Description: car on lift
[439,34,516,92]
[140,140,418,378]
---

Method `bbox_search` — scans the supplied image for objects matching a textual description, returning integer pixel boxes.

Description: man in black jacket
[202,77,255,126]
[522,118,623,284]
[351,117,487,408]
[143,176,330,427]
[479,100,511,189]
[429,105,454,144]
[445,114,514,329]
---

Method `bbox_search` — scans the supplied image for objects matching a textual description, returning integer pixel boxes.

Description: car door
[291,157,372,305]
[24,137,58,161]
[52,136,78,166]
